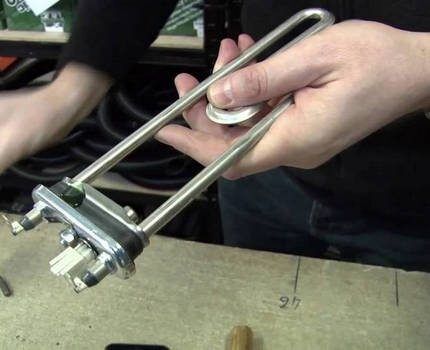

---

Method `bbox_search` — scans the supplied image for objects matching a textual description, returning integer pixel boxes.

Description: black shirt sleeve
[59,0,178,80]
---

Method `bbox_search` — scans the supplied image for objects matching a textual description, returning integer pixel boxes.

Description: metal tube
[138,96,293,236]
[73,8,334,184]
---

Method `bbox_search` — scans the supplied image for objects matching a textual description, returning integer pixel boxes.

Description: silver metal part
[29,182,149,291]
[124,206,139,224]
[59,227,77,247]
[85,253,112,285]
[49,241,96,293]
[2,215,24,235]
[7,207,43,236]
[206,103,264,125]
[32,184,145,280]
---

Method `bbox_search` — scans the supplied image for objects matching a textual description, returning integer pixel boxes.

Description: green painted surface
[0,2,6,30]
[161,0,203,37]
[3,0,76,32]
[2,0,203,36]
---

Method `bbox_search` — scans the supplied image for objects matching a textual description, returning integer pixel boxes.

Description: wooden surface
[0,30,204,50]
[0,216,429,349]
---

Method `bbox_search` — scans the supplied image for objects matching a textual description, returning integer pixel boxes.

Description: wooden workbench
[0,217,429,349]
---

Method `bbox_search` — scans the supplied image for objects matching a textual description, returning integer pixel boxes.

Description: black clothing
[219,168,430,272]
[59,0,177,80]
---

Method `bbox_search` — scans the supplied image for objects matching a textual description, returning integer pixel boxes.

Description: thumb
[207,38,331,108]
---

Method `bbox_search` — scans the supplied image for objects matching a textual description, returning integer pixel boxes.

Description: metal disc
[206,103,264,125]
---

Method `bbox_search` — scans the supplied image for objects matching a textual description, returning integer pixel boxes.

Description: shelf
[0,30,206,67]
[0,30,203,49]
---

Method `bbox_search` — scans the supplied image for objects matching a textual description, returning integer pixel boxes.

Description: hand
[0,63,112,173]
[156,21,430,179]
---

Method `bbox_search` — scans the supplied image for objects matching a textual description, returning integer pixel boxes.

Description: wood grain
[0,215,429,349]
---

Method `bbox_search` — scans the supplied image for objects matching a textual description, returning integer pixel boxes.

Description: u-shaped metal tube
[73,8,335,185]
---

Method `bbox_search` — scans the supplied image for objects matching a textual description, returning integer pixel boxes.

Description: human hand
[0,63,111,173]
[156,21,430,179]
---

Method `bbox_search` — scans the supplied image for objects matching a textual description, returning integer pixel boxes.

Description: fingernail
[212,63,221,73]
[155,131,169,144]
[174,77,184,97]
[208,79,232,108]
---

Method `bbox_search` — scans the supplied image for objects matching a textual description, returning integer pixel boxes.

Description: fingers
[207,35,333,108]
[213,34,255,72]
[155,122,269,180]
[213,38,241,72]
[168,35,257,136]
[238,33,255,52]
[157,34,295,180]
[156,104,305,180]
[173,73,225,136]
[156,124,232,166]
[155,108,295,180]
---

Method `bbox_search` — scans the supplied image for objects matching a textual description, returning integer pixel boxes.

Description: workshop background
[0,0,243,245]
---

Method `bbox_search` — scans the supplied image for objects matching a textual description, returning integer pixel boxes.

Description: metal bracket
[29,180,148,292]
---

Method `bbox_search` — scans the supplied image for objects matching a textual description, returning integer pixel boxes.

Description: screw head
[59,228,77,247]
[124,206,139,223]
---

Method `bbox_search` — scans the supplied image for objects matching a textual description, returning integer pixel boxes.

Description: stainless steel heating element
[5,8,335,292]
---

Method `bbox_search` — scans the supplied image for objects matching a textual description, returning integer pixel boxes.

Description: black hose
[28,153,71,165]
[83,138,115,153]
[96,93,165,152]
[123,173,190,190]
[115,88,154,123]
[70,145,188,173]
[9,162,84,183]
[0,58,39,87]
[0,59,56,90]
[96,96,130,142]
[27,128,88,163]
[115,87,187,126]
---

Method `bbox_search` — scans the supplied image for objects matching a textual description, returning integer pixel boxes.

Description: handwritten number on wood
[279,295,301,310]
[279,296,289,308]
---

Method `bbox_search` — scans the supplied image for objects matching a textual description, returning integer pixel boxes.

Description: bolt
[124,206,139,223]
[1,215,24,235]
[59,228,77,247]
[98,252,115,272]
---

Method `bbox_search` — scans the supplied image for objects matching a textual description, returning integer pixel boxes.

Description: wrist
[44,62,113,121]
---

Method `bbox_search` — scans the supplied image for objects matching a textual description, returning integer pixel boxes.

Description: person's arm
[0,0,177,173]
[0,62,111,169]
[156,21,430,179]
